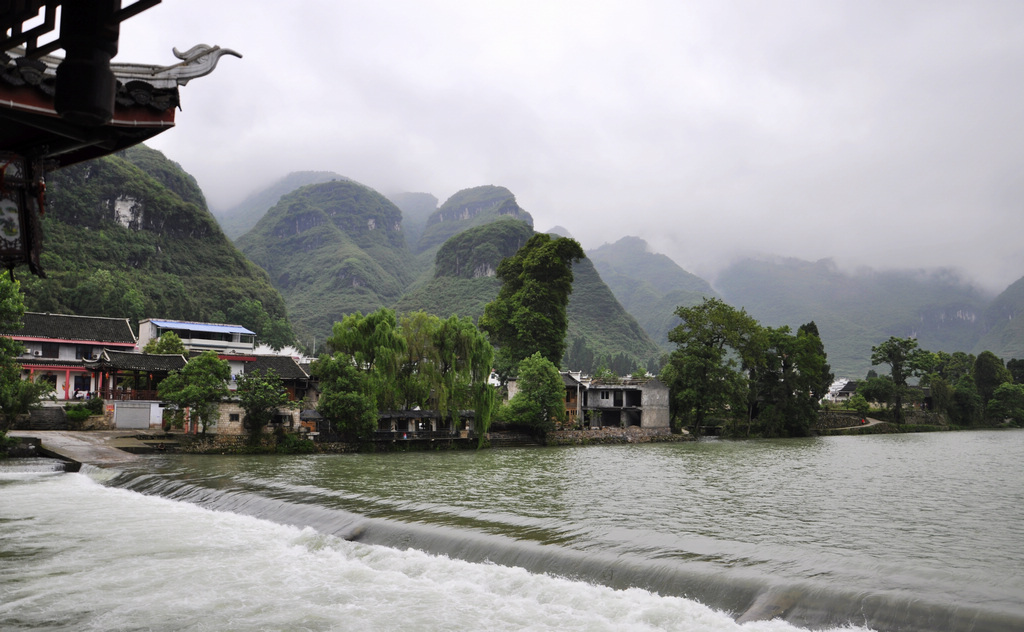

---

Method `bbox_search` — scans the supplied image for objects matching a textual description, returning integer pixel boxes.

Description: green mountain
[394,219,534,319]
[216,171,347,240]
[19,145,289,327]
[396,219,662,372]
[714,257,993,378]
[973,275,1024,360]
[236,180,413,344]
[588,236,718,349]
[415,185,533,254]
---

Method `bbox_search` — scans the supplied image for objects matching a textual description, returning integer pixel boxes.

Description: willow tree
[434,314,496,435]
[324,307,406,411]
[396,312,497,436]
[480,233,585,381]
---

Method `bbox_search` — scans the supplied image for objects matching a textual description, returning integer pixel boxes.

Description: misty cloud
[116,0,1024,291]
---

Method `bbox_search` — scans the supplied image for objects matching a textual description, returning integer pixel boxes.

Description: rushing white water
[0,470,867,632]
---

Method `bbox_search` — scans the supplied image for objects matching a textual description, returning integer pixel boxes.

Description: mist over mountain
[712,257,995,377]
[216,171,349,241]
[387,192,438,251]
[588,237,718,349]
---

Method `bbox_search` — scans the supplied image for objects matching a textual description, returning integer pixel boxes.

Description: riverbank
[546,426,693,445]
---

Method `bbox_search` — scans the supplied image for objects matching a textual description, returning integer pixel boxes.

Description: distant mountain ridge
[236,178,661,369]
[588,236,717,349]
[713,257,996,377]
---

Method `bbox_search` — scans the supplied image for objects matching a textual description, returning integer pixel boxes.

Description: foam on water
[0,472,871,632]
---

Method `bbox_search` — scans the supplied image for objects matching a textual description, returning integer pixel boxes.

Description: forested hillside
[237,180,413,344]
[395,220,662,373]
[973,275,1024,360]
[19,146,289,330]
[588,236,717,349]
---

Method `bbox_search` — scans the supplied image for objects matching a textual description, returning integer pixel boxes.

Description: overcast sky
[116,1,1024,292]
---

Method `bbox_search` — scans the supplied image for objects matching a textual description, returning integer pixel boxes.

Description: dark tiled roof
[19,358,87,369]
[97,350,187,372]
[247,355,309,380]
[4,312,136,345]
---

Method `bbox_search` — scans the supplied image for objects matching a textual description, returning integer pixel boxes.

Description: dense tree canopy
[746,323,833,437]
[659,298,760,436]
[870,337,931,424]
[660,299,832,438]
[0,276,52,430]
[236,368,290,443]
[480,233,585,381]
[157,351,231,435]
[313,308,497,442]
[499,352,565,435]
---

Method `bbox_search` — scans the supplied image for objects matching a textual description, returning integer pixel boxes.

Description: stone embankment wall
[546,426,692,446]
[817,411,868,430]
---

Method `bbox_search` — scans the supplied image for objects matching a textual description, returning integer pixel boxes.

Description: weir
[102,466,1024,632]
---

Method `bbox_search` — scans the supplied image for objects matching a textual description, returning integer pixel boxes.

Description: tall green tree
[142,330,186,355]
[325,308,406,411]
[0,276,53,430]
[500,352,564,436]
[973,351,1012,416]
[236,368,289,443]
[433,314,496,435]
[157,351,231,435]
[750,323,833,437]
[987,382,1024,426]
[480,233,585,380]
[310,356,376,441]
[1006,358,1024,384]
[659,297,759,436]
[870,337,931,425]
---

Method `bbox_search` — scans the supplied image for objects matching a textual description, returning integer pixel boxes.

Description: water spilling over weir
[3,432,1023,632]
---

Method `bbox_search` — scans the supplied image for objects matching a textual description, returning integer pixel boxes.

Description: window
[601,390,609,400]
[229,413,240,422]
[40,342,59,358]
[75,345,97,360]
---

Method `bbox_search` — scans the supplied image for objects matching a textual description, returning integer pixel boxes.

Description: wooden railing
[98,387,160,401]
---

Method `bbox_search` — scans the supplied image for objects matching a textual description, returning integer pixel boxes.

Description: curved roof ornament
[111,44,242,88]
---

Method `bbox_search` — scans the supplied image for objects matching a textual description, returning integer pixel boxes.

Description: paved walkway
[830,417,886,430]
[7,430,152,467]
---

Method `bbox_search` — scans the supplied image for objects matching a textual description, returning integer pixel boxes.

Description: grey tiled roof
[248,355,309,380]
[4,312,136,345]
[96,350,187,372]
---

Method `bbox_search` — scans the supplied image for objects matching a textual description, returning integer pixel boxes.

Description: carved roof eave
[108,44,243,89]
[23,43,243,90]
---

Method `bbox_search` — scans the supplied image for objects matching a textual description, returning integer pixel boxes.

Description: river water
[2,431,1022,631]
